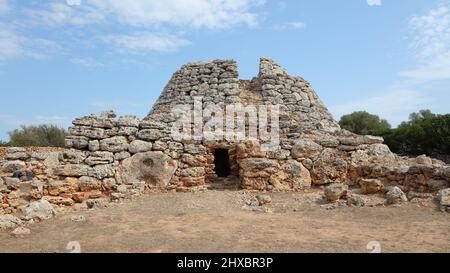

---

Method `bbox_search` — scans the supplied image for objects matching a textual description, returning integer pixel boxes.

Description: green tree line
[339,110,450,156]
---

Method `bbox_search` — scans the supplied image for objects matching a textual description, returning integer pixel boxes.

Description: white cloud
[367,0,381,6]
[400,4,450,83]
[25,2,104,26]
[0,25,58,60]
[0,0,9,14]
[70,58,104,68]
[66,0,81,6]
[27,0,264,29]
[104,32,191,53]
[330,90,431,126]
[273,21,306,31]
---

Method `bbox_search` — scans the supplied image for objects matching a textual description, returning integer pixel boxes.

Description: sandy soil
[0,188,449,253]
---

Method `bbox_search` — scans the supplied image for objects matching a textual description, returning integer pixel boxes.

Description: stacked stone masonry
[1,57,449,223]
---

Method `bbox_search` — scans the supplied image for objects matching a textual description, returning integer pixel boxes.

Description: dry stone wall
[1,57,450,227]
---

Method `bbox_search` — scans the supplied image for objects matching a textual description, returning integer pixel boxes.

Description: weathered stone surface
[79,176,102,191]
[65,135,89,149]
[114,151,131,161]
[256,195,272,206]
[272,160,311,190]
[137,129,164,141]
[54,164,90,177]
[43,196,75,206]
[359,178,384,194]
[324,183,348,202]
[47,178,78,196]
[180,167,205,177]
[363,135,384,144]
[85,151,114,166]
[291,139,323,160]
[184,144,207,155]
[118,115,140,127]
[1,160,26,173]
[437,188,450,207]
[311,149,348,184]
[4,177,20,190]
[0,215,23,230]
[116,152,177,188]
[129,140,153,154]
[88,164,115,180]
[416,155,433,166]
[23,200,56,221]
[69,126,107,139]
[86,198,109,209]
[347,194,366,207]
[62,149,86,164]
[239,158,280,172]
[100,136,129,153]
[5,152,29,160]
[386,187,408,205]
[89,140,100,152]
[11,227,31,237]
[118,126,138,136]
[236,141,266,159]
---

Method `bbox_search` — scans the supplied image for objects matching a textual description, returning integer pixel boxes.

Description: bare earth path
[1,190,449,253]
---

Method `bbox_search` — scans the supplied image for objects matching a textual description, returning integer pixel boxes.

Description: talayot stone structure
[1,57,450,225]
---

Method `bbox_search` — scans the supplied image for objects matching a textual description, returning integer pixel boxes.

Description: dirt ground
[0,187,449,253]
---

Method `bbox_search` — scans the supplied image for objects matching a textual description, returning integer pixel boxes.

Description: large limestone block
[116,151,177,189]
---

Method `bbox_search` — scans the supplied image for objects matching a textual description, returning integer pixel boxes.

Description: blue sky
[1,0,449,140]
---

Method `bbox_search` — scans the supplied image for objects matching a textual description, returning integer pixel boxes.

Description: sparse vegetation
[8,125,66,147]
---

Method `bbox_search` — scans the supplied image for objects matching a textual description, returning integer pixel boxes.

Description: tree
[338,111,391,135]
[8,125,66,147]
[380,111,450,156]
[0,140,10,147]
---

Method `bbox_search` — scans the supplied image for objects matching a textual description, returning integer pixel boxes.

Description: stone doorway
[213,149,231,177]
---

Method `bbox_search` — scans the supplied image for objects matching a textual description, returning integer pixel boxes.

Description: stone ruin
[1,57,449,227]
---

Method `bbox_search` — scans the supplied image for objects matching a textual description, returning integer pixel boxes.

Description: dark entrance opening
[214,149,231,177]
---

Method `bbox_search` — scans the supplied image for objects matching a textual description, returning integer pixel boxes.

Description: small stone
[324,183,348,203]
[347,195,366,207]
[437,188,450,207]
[385,186,408,205]
[86,198,108,209]
[23,200,56,221]
[71,215,86,222]
[256,195,272,206]
[0,215,23,230]
[11,227,31,237]
[359,178,384,194]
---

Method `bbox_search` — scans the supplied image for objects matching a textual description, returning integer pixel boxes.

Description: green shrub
[8,125,66,147]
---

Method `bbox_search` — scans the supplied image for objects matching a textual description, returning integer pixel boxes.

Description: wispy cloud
[104,32,191,53]
[367,0,381,7]
[273,21,306,31]
[25,0,265,29]
[0,24,58,60]
[70,57,104,68]
[400,4,450,84]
